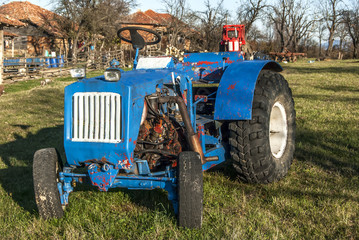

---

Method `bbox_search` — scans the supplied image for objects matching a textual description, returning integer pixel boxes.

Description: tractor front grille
[72,92,122,143]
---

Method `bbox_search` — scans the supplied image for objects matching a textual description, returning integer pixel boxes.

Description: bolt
[102,163,110,172]
[88,163,96,170]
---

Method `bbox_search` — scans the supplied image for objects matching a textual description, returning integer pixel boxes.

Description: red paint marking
[129,138,132,142]
[194,95,208,102]
[133,140,137,145]
[181,62,192,66]
[228,83,237,90]
[197,61,218,65]
[225,59,234,64]
[197,125,205,135]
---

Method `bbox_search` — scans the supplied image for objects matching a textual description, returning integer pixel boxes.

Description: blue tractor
[33,27,295,228]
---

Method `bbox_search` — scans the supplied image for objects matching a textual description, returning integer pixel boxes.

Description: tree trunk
[326,36,334,57]
[0,28,3,85]
[319,35,322,57]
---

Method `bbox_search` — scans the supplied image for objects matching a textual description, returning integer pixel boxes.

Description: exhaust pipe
[159,96,207,164]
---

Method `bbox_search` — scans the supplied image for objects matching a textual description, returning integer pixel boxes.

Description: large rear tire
[33,148,64,219]
[177,151,203,228]
[229,70,296,183]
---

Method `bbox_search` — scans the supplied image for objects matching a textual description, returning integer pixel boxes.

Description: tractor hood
[64,69,180,169]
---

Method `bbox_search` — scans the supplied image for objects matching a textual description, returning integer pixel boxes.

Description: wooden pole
[11,37,14,57]
[0,27,4,85]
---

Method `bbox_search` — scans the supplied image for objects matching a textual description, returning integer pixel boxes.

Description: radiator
[72,92,121,143]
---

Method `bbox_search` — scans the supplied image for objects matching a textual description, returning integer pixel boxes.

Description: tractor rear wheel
[177,151,203,228]
[229,70,296,183]
[33,148,64,219]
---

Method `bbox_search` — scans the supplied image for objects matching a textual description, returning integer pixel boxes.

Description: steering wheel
[117,26,161,50]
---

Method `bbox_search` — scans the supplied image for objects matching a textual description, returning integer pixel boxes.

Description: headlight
[70,68,86,79]
[104,69,121,82]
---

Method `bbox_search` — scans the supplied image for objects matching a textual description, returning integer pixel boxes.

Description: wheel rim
[269,101,288,158]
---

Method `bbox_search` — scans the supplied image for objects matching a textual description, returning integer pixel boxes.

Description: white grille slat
[78,96,84,139]
[105,95,110,140]
[100,95,105,140]
[72,92,121,143]
[110,95,116,140]
[95,95,100,141]
[89,96,94,140]
[73,95,78,139]
[115,95,121,140]
[84,95,89,139]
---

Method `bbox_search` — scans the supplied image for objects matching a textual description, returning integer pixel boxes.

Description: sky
[19,0,238,16]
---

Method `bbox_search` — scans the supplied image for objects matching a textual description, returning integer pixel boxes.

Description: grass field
[0,60,358,239]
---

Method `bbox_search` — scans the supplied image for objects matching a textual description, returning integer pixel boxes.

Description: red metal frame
[220,25,245,52]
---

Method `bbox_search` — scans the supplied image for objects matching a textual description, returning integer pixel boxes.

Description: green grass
[0,60,358,239]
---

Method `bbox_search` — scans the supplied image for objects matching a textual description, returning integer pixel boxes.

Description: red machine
[219,25,246,52]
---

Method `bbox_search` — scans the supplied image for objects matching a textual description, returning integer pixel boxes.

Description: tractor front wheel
[229,70,296,183]
[177,151,203,228]
[33,148,64,219]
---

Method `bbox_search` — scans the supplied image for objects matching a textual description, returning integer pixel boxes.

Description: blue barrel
[59,55,64,67]
[4,58,20,67]
[50,58,57,68]
[55,57,59,67]
[34,58,44,67]
[46,58,51,68]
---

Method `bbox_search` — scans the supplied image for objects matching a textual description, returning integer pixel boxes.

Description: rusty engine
[134,92,186,170]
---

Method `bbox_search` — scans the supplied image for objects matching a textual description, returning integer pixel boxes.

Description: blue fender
[214,60,282,120]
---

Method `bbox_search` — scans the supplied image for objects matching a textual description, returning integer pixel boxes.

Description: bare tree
[341,1,359,58]
[55,0,135,62]
[194,0,229,52]
[320,0,342,57]
[336,22,348,59]
[237,0,267,35]
[237,0,267,53]
[287,1,315,52]
[268,0,314,52]
[317,21,327,57]
[162,0,196,50]
[267,0,292,52]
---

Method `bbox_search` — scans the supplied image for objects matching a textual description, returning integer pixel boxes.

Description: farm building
[0,13,26,84]
[0,1,66,56]
[119,10,197,52]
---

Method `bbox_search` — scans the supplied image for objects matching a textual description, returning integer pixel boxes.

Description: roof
[4,31,19,37]
[0,13,25,27]
[122,10,173,26]
[0,1,64,37]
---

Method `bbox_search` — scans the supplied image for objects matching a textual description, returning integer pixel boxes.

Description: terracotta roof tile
[144,10,172,24]
[0,13,25,27]
[0,1,64,37]
[123,10,173,26]
[4,31,19,37]
[126,10,158,25]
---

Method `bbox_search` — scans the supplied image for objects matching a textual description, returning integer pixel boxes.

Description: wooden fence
[2,45,168,82]
[2,49,124,81]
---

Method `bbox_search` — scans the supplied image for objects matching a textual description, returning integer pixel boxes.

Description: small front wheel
[177,151,203,228]
[33,148,64,219]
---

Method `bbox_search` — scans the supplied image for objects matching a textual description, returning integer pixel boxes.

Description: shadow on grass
[295,127,359,176]
[295,94,359,103]
[315,85,359,93]
[116,188,175,216]
[0,125,175,216]
[283,65,359,75]
[1,106,357,217]
[0,125,64,213]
